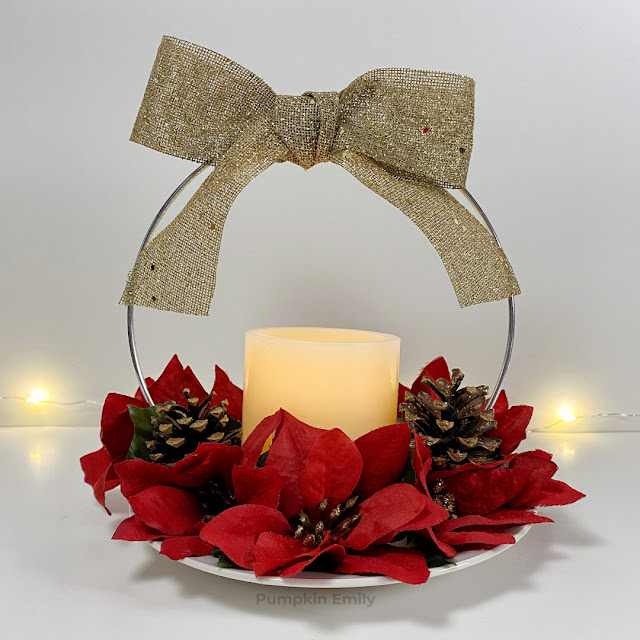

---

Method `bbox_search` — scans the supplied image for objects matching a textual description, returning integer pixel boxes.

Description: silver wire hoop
[127,164,516,410]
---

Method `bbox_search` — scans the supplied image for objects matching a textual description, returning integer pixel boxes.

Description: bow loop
[338,68,474,189]
[130,36,276,164]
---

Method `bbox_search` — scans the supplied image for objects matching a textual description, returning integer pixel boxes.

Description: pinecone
[145,388,241,463]
[400,367,502,470]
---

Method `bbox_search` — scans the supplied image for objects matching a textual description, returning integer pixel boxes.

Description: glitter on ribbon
[120,36,520,315]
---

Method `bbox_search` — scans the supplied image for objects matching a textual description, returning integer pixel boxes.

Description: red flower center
[198,479,236,522]
[430,479,457,518]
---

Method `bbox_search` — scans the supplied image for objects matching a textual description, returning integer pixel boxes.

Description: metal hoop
[127,165,515,410]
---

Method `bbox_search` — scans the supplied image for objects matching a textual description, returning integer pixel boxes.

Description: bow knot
[274,91,339,169]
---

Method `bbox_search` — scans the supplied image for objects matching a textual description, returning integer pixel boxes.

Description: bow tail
[338,154,520,307]
[120,120,288,315]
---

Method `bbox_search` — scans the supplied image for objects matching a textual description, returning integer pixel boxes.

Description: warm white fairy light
[557,406,577,422]
[26,389,47,404]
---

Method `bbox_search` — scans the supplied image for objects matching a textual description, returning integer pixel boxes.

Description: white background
[1,0,638,427]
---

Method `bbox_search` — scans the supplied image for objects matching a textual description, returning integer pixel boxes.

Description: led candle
[242,327,400,442]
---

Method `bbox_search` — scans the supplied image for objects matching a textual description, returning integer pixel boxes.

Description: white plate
[147,524,531,588]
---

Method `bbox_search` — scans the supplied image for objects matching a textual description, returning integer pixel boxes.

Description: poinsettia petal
[147,355,186,400]
[535,479,586,507]
[493,405,533,455]
[241,410,285,467]
[337,547,430,585]
[392,496,450,536]
[129,486,203,535]
[427,453,517,482]
[160,536,215,560]
[507,451,559,508]
[252,533,305,575]
[183,366,209,404]
[80,445,114,488]
[146,355,207,404]
[410,357,451,397]
[344,483,428,550]
[173,442,243,487]
[279,540,346,577]
[491,390,509,415]
[232,465,281,508]
[100,393,142,461]
[116,443,241,499]
[527,449,554,461]
[300,429,363,518]
[436,509,552,532]
[199,504,291,569]
[484,507,554,524]
[112,514,164,541]
[445,467,529,515]
[436,529,516,547]
[212,365,243,422]
[264,411,325,519]
[422,526,457,558]
[424,356,451,382]
[96,469,120,514]
[115,459,183,498]
[134,377,155,401]
[412,433,432,494]
[252,532,345,576]
[356,423,411,498]
[81,450,120,514]
[375,442,450,541]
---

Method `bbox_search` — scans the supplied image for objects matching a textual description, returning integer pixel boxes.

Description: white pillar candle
[242,327,400,442]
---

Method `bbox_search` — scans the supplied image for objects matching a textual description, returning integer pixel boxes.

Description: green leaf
[212,548,241,569]
[125,404,159,461]
[425,554,456,569]
[404,531,457,569]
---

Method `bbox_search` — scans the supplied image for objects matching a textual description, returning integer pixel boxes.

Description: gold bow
[120,36,520,315]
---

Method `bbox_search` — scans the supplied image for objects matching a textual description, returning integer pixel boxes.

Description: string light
[0,394,638,430]
[0,395,103,407]
[25,389,47,404]
[533,410,640,431]
[0,394,103,428]
[557,406,577,422]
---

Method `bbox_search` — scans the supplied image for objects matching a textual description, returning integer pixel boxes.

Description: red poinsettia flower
[399,356,533,456]
[79,355,243,513]
[111,440,280,560]
[410,434,585,556]
[200,412,450,584]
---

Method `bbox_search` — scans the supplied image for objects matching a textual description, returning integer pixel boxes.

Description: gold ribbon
[121,36,520,315]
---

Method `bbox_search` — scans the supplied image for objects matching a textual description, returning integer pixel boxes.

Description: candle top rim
[246,327,401,345]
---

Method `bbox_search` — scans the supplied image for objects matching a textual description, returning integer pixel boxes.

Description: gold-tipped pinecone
[400,367,503,470]
[145,388,241,463]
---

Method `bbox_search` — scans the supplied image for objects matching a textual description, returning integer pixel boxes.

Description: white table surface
[0,424,634,639]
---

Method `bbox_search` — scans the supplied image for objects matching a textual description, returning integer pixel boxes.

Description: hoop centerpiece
[78,35,584,591]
